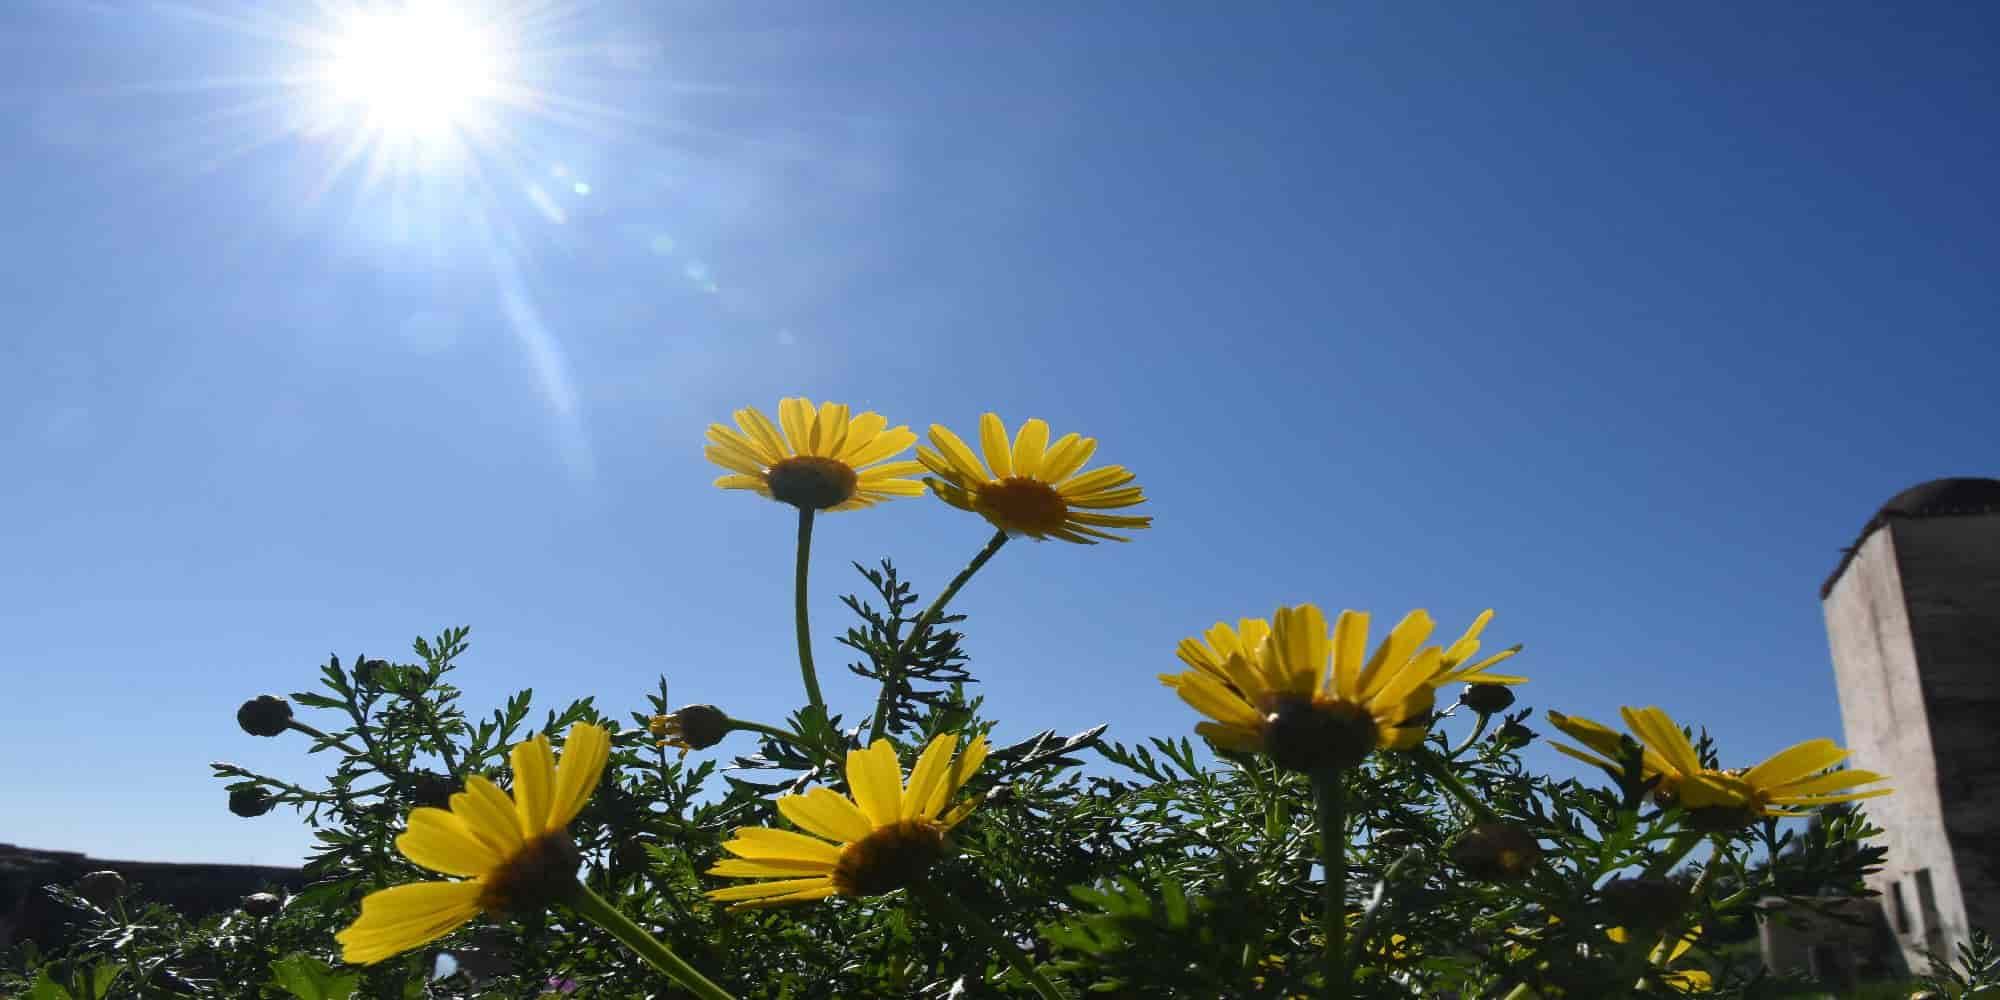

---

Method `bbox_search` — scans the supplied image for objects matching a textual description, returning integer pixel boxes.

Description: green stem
[1314,771,1349,993]
[1414,750,1501,823]
[285,719,367,759]
[793,506,826,715]
[912,880,1068,1000]
[1642,830,1704,879]
[1448,711,1493,760]
[726,717,800,745]
[868,530,1010,741]
[568,884,736,1000]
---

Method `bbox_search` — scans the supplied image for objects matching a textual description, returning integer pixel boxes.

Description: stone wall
[0,843,304,952]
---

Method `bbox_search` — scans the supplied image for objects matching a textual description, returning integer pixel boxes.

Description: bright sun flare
[323,4,507,139]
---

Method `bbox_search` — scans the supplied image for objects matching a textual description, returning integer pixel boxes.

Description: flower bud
[236,695,293,737]
[229,787,276,818]
[1494,719,1537,748]
[77,870,126,908]
[1597,877,1685,933]
[241,892,282,917]
[407,770,456,809]
[651,704,731,754]
[1448,822,1542,882]
[1459,684,1516,714]
[352,658,392,688]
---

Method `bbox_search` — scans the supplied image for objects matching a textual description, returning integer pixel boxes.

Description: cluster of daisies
[335,396,1889,985]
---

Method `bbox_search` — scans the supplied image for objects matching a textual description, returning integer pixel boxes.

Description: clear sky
[2,2,1994,867]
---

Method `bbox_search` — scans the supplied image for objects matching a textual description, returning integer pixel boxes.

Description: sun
[320,3,510,143]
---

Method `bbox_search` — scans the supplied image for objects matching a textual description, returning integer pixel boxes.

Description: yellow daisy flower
[1427,610,1526,687]
[705,398,926,511]
[1160,603,1445,773]
[1547,706,1889,828]
[1174,617,1271,690]
[336,723,611,965]
[705,733,988,910]
[916,413,1150,543]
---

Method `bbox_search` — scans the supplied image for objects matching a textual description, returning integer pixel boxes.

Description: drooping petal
[778,788,874,844]
[1056,466,1134,497]
[397,809,503,878]
[1195,721,1265,752]
[336,880,484,965]
[1168,672,1266,728]
[723,884,839,910]
[547,723,610,832]
[510,733,557,836]
[706,857,836,878]
[706,876,836,902]
[1764,768,1887,798]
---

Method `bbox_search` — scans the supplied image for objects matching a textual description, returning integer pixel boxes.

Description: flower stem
[569,884,736,1000]
[1314,771,1349,993]
[868,529,1010,741]
[912,880,1068,1000]
[1448,711,1493,760]
[726,717,800,745]
[793,506,826,715]
[1414,750,1501,823]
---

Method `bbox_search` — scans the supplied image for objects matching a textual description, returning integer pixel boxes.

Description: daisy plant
[336,723,733,1000]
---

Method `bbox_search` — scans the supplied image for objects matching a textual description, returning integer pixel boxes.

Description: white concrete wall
[1822,526,1968,969]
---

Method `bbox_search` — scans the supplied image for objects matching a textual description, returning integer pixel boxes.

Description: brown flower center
[972,477,1070,536]
[831,819,947,896]
[765,456,859,510]
[478,833,581,914]
[1260,696,1379,775]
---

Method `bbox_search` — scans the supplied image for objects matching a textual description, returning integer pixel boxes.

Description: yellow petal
[510,733,557,835]
[978,413,1013,478]
[724,826,844,864]
[1743,739,1847,791]
[856,460,927,481]
[778,787,874,844]
[927,425,991,483]
[1549,739,1622,775]
[735,407,789,460]
[723,884,838,911]
[1066,488,1147,509]
[707,857,835,878]
[932,734,988,814]
[814,401,849,457]
[547,723,610,832]
[1368,647,1443,710]
[1329,610,1369,701]
[1195,721,1265,752]
[1622,707,1703,778]
[1170,672,1266,728]
[1011,418,1049,479]
[1359,610,1434,698]
[778,398,812,453]
[336,880,483,965]
[1038,434,1094,482]
[1765,769,1886,798]
[1056,466,1134,497]
[451,778,526,853]
[1442,610,1494,667]
[703,446,768,479]
[836,411,886,459]
[713,473,770,493]
[902,734,958,820]
[845,741,904,827]
[846,427,916,468]
[398,809,502,878]
[706,876,835,902]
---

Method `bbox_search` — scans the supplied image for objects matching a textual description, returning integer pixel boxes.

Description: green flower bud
[1459,684,1516,714]
[1448,822,1542,882]
[77,870,126,908]
[229,787,275,818]
[651,704,731,754]
[407,770,456,809]
[1494,719,1537,748]
[236,695,293,737]
[241,892,282,917]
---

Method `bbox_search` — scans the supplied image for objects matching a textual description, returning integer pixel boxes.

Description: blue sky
[2,2,1994,866]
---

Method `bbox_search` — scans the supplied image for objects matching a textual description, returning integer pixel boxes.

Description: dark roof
[1821,477,2000,598]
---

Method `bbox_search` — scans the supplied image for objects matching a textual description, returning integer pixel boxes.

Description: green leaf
[84,964,122,1000]
[28,967,74,1000]
[268,954,360,1000]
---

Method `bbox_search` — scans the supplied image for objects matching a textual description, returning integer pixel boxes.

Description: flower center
[972,477,1071,536]
[1259,696,1378,774]
[1660,769,1764,831]
[831,819,947,896]
[765,456,859,510]
[478,833,581,914]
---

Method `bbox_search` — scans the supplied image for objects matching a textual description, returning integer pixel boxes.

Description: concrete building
[1820,477,2000,970]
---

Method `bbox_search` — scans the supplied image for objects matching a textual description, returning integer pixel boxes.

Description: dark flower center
[766,457,859,510]
[831,819,947,896]
[479,833,581,914]
[1260,696,1378,775]
[973,478,1071,536]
